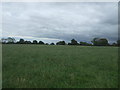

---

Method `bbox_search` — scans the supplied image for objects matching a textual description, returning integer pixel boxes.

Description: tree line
[1,37,120,46]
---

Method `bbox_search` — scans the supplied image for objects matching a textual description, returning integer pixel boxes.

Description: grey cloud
[2,2,118,43]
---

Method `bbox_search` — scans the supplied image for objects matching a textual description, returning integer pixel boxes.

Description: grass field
[2,44,118,88]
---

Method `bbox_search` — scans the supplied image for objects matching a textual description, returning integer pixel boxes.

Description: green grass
[2,44,118,88]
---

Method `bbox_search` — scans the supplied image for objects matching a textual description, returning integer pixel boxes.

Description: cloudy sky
[2,2,118,43]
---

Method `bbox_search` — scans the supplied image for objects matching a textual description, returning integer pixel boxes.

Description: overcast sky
[2,2,118,43]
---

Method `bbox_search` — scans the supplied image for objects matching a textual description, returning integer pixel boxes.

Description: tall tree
[50,43,55,45]
[33,40,38,44]
[7,37,16,44]
[1,37,15,44]
[70,39,78,45]
[56,41,65,45]
[19,39,25,44]
[45,43,49,45]
[24,41,32,44]
[91,38,109,46]
[91,38,99,46]
[1,38,7,44]
[112,42,117,46]
[39,41,44,44]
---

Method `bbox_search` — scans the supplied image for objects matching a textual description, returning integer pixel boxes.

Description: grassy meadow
[2,44,118,88]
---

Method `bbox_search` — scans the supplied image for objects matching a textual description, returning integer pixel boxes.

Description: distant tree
[1,37,15,44]
[56,41,65,45]
[7,37,16,44]
[68,43,71,45]
[68,39,78,45]
[80,41,92,46]
[80,42,87,45]
[16,41,20,44]
[1,38,7,44]
[24,41,28,44]
[117,40,120,46]
[91,38,99,46]
[33,40,38,44]
[112,42,117,46]
[91,38,109,46]
[45,43,49,45]
[28,41,32,44]
[39,41,44,45]
[24,41,32,44]
[50,43,55,45]
[19,39,25,44]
